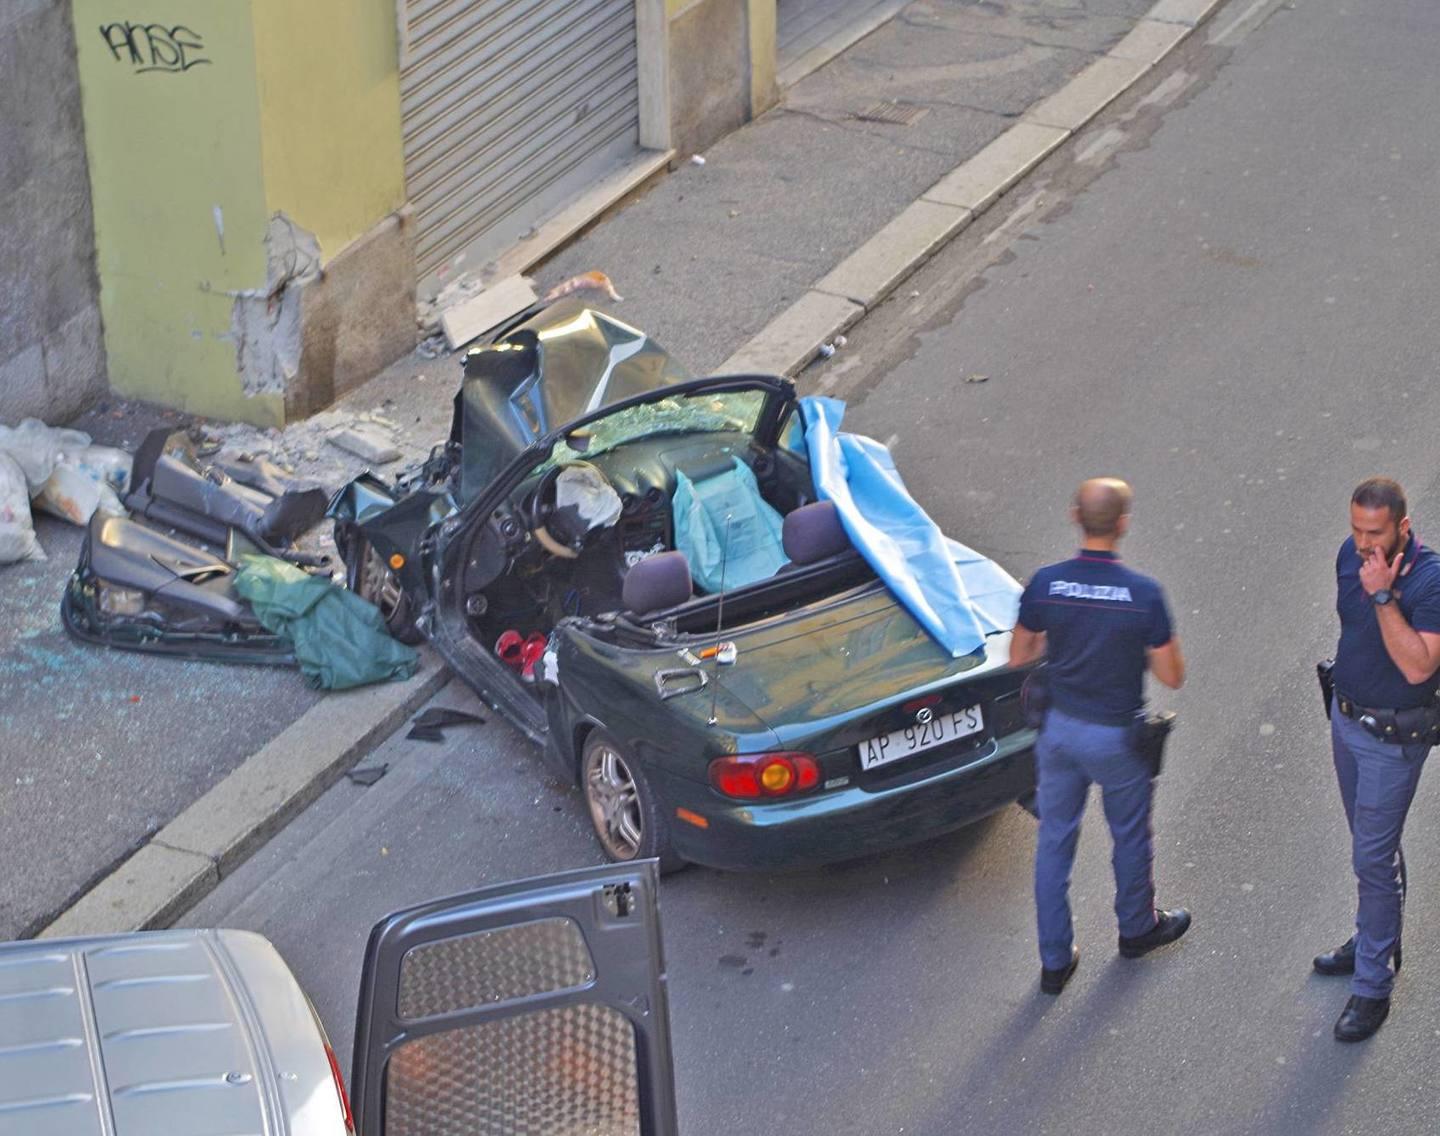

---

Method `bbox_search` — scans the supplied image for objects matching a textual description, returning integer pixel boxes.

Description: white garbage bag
[0,418,92,494]
[0,452,44,563]
[32,444,131,526]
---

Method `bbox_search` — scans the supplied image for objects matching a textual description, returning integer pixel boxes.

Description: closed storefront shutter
[400,0,643,295]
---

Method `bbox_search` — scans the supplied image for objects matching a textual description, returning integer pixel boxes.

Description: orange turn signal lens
[388,553,406,570]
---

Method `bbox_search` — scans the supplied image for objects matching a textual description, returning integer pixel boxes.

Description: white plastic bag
[0,418,92,493]
[32,444,131,526]
[33,460,126,526]
[0,451,44,563]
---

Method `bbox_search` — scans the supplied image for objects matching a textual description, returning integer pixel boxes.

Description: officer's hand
[1359,545,1402,595]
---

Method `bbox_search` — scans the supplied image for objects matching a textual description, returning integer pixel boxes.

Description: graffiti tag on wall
[99,22,211,74]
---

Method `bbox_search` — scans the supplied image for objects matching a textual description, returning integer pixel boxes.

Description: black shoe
[1118,908,1192,959]
[1040,946,1080,995]
[1313,936,1402,977]
[1334,995,1390,1042]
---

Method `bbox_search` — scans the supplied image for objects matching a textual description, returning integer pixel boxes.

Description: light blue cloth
[672,458,787,592]
[798,395,1021,657]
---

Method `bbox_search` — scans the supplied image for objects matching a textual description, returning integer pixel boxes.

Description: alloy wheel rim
[585,746,643,860]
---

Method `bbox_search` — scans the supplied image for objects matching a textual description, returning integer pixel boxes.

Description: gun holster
[1317,658,1336,720]
[1020,667,1051,730]
[1131,710,1177,778]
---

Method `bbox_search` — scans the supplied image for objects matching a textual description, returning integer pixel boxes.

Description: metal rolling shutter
[400,0,641,291]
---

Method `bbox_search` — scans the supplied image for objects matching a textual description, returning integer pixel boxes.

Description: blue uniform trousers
[1035,709,1157,970]
[1330,699,1431,999]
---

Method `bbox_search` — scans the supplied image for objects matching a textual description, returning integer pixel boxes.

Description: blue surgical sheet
[798,395,1020,657]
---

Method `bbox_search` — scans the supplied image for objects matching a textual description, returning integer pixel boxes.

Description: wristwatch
[1373,589,1394,606]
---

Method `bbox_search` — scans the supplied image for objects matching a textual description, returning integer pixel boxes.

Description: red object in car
[709,753,821,799]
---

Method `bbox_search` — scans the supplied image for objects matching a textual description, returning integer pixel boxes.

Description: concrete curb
[718,0,1225,377]
[40,650,451,938]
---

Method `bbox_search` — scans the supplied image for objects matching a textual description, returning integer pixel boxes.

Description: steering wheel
[525,463,584,559]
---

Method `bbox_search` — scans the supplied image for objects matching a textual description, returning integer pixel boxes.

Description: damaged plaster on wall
[226,213,323,397]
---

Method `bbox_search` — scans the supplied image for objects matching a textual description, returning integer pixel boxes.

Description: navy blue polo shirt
[1332,534,1440,710]
[1017,550,1174,726]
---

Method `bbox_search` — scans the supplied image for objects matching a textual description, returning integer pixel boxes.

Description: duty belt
[1334,692,1438,744]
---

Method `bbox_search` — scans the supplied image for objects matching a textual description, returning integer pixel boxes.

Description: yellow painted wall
[73,1,282,423]
[251,0,406,258]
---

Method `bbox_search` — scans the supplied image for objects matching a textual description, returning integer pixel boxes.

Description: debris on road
[541,270,623,304]
[346,764,389,786]
[125,429,329,564]
[966,374,990,383]
[440,275,539,349]
[329,424,402,464]
[406,706,487,742]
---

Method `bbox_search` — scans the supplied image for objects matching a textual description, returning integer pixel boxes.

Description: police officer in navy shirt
[1315,478,1440,1042]
[1009,478,1189,994]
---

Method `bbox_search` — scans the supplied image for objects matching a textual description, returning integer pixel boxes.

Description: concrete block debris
[328,424,402,464]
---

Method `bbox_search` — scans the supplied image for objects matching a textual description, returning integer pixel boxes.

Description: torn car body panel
[452,301,691,498]
[126,428,329,564]
[62,513,294,664]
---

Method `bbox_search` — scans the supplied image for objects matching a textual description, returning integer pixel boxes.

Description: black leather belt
[1334,692,1437,744]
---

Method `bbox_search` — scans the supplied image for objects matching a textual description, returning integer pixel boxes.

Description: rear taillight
[709,752,821,799]
[324,1042,355,1134]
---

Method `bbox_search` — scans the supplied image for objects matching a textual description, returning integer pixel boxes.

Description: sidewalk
[26,0,1222,938]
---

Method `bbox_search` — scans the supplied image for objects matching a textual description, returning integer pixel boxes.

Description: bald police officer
[1316,478,1440,1042]
[1010,478,1189,994]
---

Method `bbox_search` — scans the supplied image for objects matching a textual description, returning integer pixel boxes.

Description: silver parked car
[0,863,676,1136]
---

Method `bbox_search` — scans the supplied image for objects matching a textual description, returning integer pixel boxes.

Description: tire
[346,533,424,645]
[581,730,686,874]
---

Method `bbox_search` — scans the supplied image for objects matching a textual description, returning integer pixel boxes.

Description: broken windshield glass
[541,389,765,470]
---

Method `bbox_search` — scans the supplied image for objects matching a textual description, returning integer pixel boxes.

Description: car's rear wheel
[581,731,685,873]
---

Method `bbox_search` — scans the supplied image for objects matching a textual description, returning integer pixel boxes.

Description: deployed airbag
[798,396,1020,658]
[672,458,787,592]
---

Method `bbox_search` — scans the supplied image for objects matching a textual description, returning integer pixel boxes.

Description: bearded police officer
[1009,478,1189,995]
[1316,478,1440,1042]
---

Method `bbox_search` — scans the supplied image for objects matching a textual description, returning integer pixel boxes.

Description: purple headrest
[782,501,850,565]
[622,551,693,614]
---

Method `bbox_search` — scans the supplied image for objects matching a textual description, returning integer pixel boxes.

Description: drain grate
[853,100,929,126]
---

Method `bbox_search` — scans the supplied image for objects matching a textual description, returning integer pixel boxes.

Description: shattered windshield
[541,388,765,469]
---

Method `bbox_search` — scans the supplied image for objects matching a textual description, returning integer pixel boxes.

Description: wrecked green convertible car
[67,298,1039,870]
[330,299,1039,871]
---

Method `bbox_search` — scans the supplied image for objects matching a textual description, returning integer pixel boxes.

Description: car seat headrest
[782,500,850,565]
[622,550,693,615]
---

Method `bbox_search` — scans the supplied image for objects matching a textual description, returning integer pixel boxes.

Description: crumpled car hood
[454,300,692,498]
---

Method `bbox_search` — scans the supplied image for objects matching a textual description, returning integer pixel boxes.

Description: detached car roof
[0,929,343,1136]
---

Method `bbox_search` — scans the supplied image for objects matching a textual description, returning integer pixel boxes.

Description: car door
[350,860,678,1136]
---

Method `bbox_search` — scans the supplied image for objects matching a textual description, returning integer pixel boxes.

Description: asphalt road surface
[187,1,1440,1132]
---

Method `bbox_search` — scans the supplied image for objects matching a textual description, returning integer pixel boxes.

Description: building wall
[0,1,108,426]
[72,0,412,427]
[665,0,777,156]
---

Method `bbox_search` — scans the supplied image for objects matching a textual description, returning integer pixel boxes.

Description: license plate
[858,705,984,771]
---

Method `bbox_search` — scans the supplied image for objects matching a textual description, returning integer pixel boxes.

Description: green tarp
[234,555,418,691]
